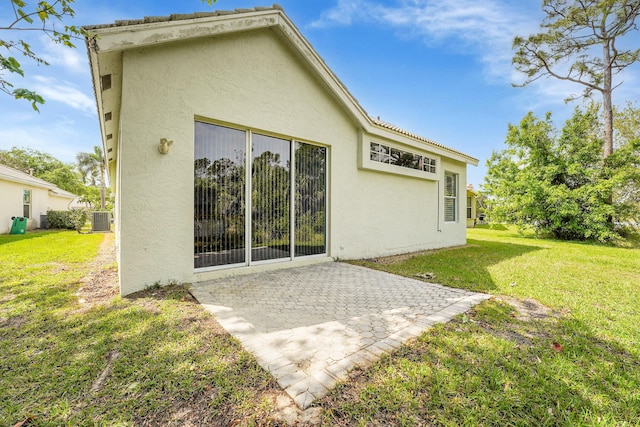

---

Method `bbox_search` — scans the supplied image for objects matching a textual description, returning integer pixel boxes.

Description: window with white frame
[444,172,457,222]
[370,142,436,174]
[23,190,31,218]
[467,196,473,219]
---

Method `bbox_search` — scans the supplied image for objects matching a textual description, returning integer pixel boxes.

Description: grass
[1,228,639,426]
[322,228,640,426]
[0,231,280,426]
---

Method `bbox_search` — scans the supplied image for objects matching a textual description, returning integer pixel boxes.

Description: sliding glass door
[295,142,326,256]
[194,121,326,269]
[251,133,291,262]
[194,123,246,268]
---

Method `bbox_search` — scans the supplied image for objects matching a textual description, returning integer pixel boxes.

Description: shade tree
[513,0,640,158]
[484,104,640,242]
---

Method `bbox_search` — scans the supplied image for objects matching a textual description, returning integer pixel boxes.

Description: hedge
[46,209,88,231]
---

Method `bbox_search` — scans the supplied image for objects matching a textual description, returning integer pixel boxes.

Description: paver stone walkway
[190,262,490,409]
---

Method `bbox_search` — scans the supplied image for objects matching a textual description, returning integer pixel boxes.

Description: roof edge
[0,164,78,196]
[82,5,284,31]
[84,4,478,168]
[369,117,479,165]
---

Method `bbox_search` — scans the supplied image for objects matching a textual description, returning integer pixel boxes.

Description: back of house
[84,6,478,295]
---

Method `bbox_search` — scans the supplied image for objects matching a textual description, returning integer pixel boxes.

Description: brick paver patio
[190,262,490,409]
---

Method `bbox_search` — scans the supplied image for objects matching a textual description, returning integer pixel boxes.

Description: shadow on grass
[473,223,509,231]
[0,284,282,426]
[320,299,640,426]
[0,229,67,245]
[353,238,542,293]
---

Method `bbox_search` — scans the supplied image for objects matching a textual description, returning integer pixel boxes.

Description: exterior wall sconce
[158,138,173,154]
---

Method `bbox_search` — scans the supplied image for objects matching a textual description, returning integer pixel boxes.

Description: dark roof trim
[83,5,283,30]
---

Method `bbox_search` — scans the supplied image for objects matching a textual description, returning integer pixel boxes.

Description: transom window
[370,142,436,173]
[444,172,458,222]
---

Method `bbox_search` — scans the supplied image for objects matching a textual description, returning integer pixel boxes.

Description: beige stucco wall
[0,181,74,233]
[48,194,76,212]
[0,180,24,233]
[115,29,468,295]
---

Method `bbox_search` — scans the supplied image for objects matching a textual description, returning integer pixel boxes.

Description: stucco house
[0,164,78,233]
[84,5,478,296]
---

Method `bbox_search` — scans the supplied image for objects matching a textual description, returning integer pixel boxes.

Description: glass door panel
[294,142,326,256]
[194,122,246,268]
[251,133,291,262]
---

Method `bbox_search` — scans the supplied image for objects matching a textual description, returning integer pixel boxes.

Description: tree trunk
[602,38,614,158]
[602,38,614,227]
[603,89,614,158]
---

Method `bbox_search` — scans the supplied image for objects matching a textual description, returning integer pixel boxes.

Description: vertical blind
[194,121,326,268]
[194,122,246,268]
[251,133,291,262]
[295,142,326,256]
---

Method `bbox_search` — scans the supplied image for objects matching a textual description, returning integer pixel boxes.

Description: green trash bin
[10,216,27,234]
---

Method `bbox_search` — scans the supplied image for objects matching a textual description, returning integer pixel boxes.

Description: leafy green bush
[46,209,88,231]
[484,105,640,242]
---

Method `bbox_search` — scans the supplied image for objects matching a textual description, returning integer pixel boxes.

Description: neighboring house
[0,164,79,234]
[84,6,479,296]
[466,184,478,228]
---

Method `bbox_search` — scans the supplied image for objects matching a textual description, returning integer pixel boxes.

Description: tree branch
[530,45,604,93]
[4,0,72,32]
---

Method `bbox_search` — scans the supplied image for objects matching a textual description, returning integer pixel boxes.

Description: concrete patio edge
[191,262,491,409]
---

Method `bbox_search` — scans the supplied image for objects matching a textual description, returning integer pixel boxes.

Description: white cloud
[311,0,640,116]
[311,0,368,25]
[311,0,536,82]
[0,124,82,163]
[0,102,102,163]
[40,36,87,74]
[31,75,95,114]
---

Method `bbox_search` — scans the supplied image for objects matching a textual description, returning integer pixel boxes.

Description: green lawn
[0,231,279,426]
[323,228,640,426]
[1,228,639,426]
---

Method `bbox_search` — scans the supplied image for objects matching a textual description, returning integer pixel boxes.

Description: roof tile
[371,117,476,161]
[84,5,282,30]
[83,4,476,164]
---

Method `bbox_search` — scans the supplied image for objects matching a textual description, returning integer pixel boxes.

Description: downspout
[437,180,441,232]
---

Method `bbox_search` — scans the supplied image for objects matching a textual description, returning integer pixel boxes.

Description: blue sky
[1,0,639,188]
